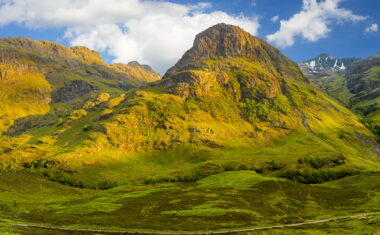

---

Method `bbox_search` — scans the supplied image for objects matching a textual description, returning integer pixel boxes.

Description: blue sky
[0,0,378,73]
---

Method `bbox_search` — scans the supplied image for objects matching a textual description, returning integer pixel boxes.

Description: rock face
[162,23,305,100]
[52,80,98,103]
[110,61,161,84]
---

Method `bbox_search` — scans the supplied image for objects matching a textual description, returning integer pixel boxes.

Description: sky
[0,0,378,74]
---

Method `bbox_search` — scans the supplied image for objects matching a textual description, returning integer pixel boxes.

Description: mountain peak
[165,23,302,80]
[178,23,261,65]
[299,54,360,74]
[161,24,306,100]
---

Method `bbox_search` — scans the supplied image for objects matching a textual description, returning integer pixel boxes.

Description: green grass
[0,170,380,233]
[319,73,354,105]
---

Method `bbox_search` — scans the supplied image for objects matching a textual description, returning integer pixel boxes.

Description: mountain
[0,24,380,234]
[347,53,380,123]
[0,23,377,186]
[299,53,359,75]
[0,37,160,132]
[299,52,380,126]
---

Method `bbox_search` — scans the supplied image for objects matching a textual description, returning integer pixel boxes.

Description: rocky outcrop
[52,80,98,103]
[161,23,305,100]
[110,61,161,84]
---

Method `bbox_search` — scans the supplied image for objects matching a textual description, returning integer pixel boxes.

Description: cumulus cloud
[271,16,279,22]
[0,0,260,73]
[365,23,378,33]
[266,0,366,48]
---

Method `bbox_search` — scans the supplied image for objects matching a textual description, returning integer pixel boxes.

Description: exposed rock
[161,23,304,100]
[299,53,359,76]
[52,80,98,103]
[110,62,161,84]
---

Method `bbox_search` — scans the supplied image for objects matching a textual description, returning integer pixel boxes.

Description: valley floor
[0,171,380,234]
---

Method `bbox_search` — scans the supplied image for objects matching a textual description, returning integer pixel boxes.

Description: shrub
[308,157,325,169]
[273,95,291,114]
[361,118,380,140]
[277,168,359,184]
[267,160,284,171]
[82,125,92,131]
[238,164,249,170]
[96,180,118,190]
[223,163,236,171]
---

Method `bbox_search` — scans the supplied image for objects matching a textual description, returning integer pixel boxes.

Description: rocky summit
[299,53,359,75]
[162,23,305,101]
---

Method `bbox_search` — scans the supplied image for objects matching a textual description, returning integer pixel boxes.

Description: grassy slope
[0,170,379,234]
[0,58,378,189]
[318,73,354,106]
[0,37,161,134]
[1,87,377,189]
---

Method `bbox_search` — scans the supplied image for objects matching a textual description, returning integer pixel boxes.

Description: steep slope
[0,37,160,133]
[347,53,380,115]
[0,24,378,189]
[300,53,380,124]
[346,53,380,136]
[298,54,359,105]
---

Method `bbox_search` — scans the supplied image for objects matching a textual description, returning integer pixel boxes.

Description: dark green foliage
[362,118,380,140]
[277,168,359,184]
[299,157,326,169]
[309,157,325,169]
[298,156,345,169]
[238,164,249,170]
[223,163,236,171]
[96,180,118,190]
[357,103,378,116]
[241,95,291,123]
[242,99,273,122]
[250,166,264,174]
[42,170,117,190]
[267,160,284,171]
[82,125,92,131]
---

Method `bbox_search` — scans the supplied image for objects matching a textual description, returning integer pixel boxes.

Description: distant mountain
[299,52,380,130]
[297,54,361,106]
[299,53,359,75]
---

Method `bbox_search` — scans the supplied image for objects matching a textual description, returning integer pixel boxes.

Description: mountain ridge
[0,24,378,190]
[0,36,161,133]
[299,53,359,75]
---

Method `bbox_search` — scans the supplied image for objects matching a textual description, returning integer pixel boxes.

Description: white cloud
[0,0,260,73]
[271,16,279,22]
[266,0,366,48]
[365,23,378,33]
